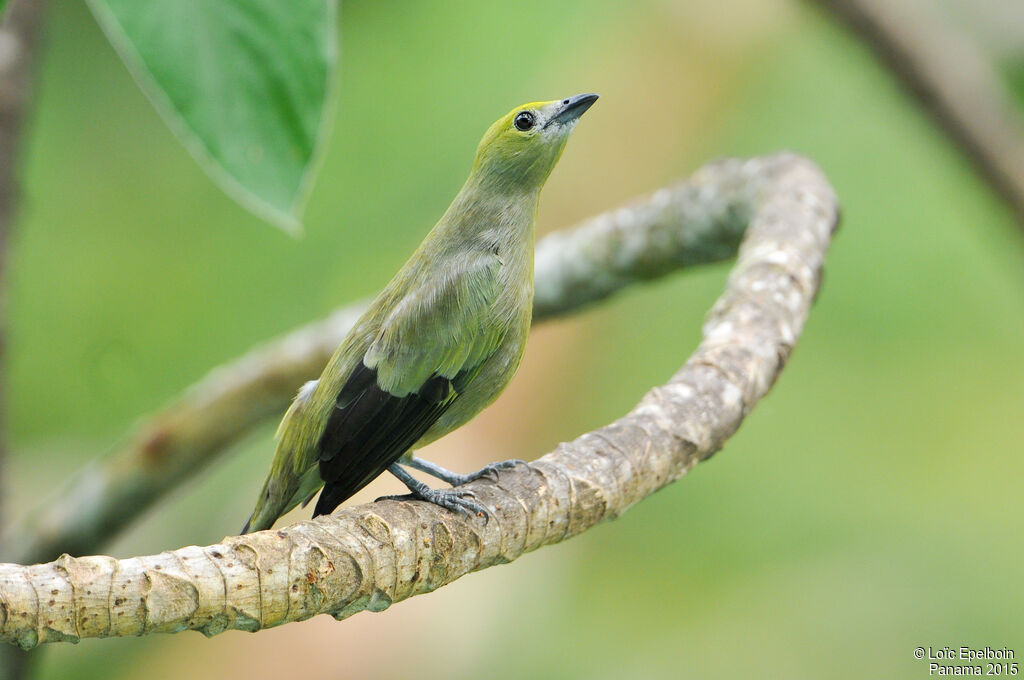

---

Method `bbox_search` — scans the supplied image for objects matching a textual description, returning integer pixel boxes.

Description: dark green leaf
[87,0,336,232]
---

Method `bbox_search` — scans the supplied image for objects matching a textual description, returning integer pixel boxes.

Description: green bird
[241,94,598,533]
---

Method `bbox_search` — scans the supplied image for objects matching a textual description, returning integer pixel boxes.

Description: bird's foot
[376,487,488,521]
[382,462,489,521]
[450,459,527,486]
[405,456,526,487]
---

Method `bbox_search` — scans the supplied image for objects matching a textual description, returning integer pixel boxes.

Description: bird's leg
[405,455,526,487]
[379,463,489,520]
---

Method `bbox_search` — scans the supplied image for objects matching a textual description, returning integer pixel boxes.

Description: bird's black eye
[513,111,536,131]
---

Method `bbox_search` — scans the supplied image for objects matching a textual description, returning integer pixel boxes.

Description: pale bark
[0,153,838,648]
[816,0,1024,225]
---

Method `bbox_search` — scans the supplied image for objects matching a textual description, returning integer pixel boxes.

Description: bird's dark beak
[546,93,599,127]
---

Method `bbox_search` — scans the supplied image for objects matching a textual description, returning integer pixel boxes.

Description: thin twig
[815,0,1024,226]
[0,153,838,648]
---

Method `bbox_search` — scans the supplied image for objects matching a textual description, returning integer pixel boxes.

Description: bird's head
[471,93,598,191]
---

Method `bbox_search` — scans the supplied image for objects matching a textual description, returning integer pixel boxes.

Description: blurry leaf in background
[85,0,337,233]
[0,0,7,21]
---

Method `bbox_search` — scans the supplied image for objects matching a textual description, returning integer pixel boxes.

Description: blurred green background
[5,0,1023,678]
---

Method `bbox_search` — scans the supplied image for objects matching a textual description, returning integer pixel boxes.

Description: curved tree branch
[3,152,753,566]
[815,0,1024,227]
[0,153,837,648]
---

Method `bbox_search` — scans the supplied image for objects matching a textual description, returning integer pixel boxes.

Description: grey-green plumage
[242,94,598,533]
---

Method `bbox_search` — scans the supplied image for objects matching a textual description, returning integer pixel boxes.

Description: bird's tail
[239,511,272,534]
[241,465,325,534]
[240,379,322,534]
[240,477,284,534]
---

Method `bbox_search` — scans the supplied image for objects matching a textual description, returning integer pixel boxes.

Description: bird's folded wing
[314,252,501,514]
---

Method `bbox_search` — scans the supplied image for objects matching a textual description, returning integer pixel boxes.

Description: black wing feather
[313,362,458,516]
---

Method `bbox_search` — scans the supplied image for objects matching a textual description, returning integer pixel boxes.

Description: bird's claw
[452,459,527,486]
[376,487,489,522]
